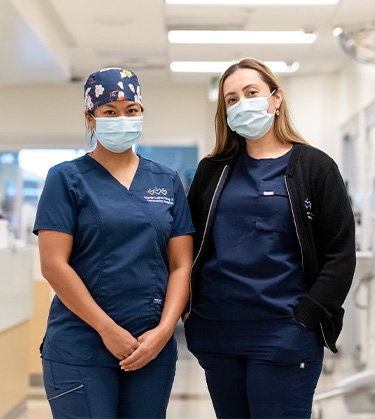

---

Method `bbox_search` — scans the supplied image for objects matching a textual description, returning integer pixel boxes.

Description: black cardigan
[186,143,356,353]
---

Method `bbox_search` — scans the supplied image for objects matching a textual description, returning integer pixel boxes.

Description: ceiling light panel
[168,30,317,44]
[170,61,300,73]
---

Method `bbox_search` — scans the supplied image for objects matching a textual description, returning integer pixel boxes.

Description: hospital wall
[0,62,374,158]
[0,61,375,417]
[0,83,215,156]
[0,72,342,158]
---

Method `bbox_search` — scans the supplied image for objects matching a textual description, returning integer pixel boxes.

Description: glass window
[136,145,198,191]
[0,149,84,245]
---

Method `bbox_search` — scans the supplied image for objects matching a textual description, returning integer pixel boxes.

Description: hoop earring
[275,109,280,116]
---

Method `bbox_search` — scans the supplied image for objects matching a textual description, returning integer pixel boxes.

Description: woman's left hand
[119,325,172,371]
[119,235,192,371]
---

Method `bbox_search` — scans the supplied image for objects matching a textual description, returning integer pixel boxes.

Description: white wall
[338,62,375,126]
[0,75,339,159]
[0,82,215,157]
[140,83,216,158]
[282,74,339,159]
[0,64,375,165]
[0,83,84,150]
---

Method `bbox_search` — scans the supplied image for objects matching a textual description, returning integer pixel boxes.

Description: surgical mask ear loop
[267,89,276,98]
[267,89,277,116]
[85,112,97,149]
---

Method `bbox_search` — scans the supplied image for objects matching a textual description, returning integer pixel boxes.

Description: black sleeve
[310,163,356,309]
[295,162,356,329]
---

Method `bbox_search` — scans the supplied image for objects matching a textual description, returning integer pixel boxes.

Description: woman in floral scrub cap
[34,68,194,419]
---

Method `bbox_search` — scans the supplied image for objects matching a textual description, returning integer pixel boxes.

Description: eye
[104,110,116,116]
[245,89,258,98]
[226,97,237,106]
[127,106,142,115]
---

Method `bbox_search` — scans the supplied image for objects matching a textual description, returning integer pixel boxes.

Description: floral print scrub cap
[84,67,143,112]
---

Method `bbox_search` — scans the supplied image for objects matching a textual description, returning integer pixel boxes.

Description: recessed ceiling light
[170,61,300,73]
[168,30,317,44]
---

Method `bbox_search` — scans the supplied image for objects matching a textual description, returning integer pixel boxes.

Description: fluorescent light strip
[168,30,317,44]
[170,61,300,73]
[166,0,339,5]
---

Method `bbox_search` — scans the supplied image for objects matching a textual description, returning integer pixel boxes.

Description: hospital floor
[24,325,375,419]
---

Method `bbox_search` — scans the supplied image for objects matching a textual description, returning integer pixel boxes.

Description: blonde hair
[211,58,307,157]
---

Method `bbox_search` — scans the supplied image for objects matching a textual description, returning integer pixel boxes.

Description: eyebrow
[102,102,140,110]
[224,83,261,99]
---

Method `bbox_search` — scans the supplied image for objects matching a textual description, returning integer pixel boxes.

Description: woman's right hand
[99,323,140,360]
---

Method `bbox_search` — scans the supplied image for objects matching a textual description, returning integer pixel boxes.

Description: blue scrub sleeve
[33,165,78,236]
[170,173,195,238]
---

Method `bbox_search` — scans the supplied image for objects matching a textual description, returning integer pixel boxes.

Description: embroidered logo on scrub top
[144,187,174,205]
[147,187,168,196]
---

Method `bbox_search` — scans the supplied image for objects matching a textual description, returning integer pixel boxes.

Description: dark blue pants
[185,313,324,419]
[42,346,176,418]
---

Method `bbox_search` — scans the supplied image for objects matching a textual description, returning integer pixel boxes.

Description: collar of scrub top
[83,67,143,113]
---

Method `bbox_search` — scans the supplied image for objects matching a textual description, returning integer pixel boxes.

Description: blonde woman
[184,58,355,419]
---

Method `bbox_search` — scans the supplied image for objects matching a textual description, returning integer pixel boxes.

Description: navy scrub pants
[185,312,324,419]
[42,341,176,418]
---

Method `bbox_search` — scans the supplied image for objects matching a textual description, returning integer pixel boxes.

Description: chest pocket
[255,180,295,235]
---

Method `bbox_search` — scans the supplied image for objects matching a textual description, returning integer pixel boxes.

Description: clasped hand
[119,326,172,371]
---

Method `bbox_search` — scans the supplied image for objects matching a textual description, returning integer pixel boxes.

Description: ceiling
[0,0,374,87]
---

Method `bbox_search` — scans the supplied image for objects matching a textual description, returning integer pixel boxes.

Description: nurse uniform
[33,153,194,417]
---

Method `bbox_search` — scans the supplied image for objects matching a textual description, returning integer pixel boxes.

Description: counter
[0,246,33,333]
[0,245,34,418]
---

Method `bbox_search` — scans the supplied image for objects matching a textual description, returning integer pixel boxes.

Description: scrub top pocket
[256,181,295,235]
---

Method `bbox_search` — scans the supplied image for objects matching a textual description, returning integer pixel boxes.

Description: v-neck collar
[84,153,144,192]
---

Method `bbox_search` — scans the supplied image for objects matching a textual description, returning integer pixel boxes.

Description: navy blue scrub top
[33,154,194,366]
[195,148,306,321]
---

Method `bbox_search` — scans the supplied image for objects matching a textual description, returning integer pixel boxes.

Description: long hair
[211,58,307,157]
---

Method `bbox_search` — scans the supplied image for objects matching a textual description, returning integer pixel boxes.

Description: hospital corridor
[1,0,375,418]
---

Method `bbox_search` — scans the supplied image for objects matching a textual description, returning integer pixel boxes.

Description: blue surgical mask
[226,90,276,140]
[95,116,143,153]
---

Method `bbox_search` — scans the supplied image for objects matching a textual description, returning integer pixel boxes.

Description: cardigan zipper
[284,175,305,271]
[186,165,230,316]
